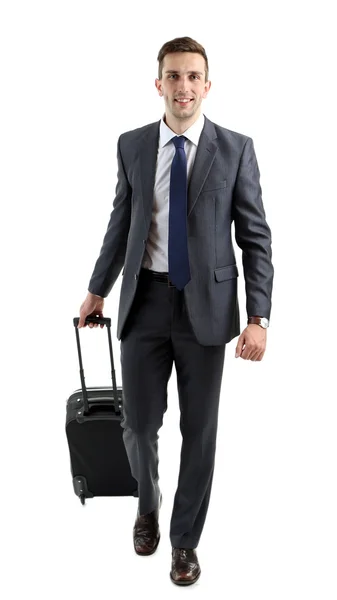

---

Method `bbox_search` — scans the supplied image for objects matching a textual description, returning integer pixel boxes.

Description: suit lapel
[139,115,219,224]
[187,117,218,215]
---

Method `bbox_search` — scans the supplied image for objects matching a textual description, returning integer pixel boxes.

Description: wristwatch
[247,316,269,329]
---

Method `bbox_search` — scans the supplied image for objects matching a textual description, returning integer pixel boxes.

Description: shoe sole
[170,569,201,586]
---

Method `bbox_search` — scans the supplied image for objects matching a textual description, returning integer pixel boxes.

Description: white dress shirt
[141,112,205,273]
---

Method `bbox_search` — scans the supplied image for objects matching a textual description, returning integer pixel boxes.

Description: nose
[177,74,192,89]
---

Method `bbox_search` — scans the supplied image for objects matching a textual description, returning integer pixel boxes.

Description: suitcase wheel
[73,475,92,504]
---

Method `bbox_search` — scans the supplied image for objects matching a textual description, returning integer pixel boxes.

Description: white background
[1,0,336,598]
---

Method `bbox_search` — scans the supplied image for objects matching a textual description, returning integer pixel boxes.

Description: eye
[168,74,200,80]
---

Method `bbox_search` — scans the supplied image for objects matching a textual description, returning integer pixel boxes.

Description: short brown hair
[157,36,209,82]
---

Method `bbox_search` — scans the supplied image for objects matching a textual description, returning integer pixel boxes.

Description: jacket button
[143,239,146,244]
[134,274,138,280]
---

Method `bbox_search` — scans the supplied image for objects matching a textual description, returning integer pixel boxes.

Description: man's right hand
[78,292,105,329]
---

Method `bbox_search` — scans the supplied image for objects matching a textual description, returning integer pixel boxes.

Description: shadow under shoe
[170,548,201,585]
[133,493,162,556]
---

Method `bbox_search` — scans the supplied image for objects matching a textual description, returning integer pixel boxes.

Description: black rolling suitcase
[65,315,138,505]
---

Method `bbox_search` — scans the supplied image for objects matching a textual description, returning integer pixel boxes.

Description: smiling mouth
[175,99,194,104]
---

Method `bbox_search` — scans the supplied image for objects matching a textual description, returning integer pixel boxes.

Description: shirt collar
[159,112,205,148]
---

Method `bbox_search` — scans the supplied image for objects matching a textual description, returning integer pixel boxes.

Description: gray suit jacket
[88,115,274,346]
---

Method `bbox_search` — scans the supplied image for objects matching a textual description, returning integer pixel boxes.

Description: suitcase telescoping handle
[72,316,121,416]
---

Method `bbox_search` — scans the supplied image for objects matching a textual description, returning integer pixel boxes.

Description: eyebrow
[165,70,203,75]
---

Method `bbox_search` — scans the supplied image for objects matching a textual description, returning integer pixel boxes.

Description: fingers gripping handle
[73,316,111,327]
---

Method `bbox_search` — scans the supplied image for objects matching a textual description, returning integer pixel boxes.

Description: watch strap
[248,316,263,325]
[247,316,269,328]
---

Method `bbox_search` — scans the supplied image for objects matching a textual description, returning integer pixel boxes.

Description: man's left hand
[235,324,267,361]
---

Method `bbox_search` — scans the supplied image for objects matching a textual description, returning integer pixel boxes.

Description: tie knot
[172,135,186,150]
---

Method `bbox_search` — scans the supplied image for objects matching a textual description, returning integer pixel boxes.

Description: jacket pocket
[214,263,238,282]
[202,179,227,193]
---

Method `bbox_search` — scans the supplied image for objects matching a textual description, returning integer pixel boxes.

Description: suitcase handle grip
[72,316,120,416]
[86,396,119,405]
[73,316,111,327]
[84,397,121,415]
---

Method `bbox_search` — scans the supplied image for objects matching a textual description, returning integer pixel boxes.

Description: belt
[140,268,176,287]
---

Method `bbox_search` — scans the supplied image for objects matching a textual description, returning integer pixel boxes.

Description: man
[78,36,274,586]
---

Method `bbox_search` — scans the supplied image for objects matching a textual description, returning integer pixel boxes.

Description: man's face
[155,52,211,124]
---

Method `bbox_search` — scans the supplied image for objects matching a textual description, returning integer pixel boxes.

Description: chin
[173,104,195,114]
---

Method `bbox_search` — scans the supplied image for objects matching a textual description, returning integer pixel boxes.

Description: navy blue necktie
[168,135,191,290]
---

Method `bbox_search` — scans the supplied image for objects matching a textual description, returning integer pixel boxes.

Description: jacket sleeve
[232,137,274,320]
[87,135,132,297]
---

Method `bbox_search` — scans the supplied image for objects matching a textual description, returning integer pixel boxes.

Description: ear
[155,78,163,95]
[203,80,211,98]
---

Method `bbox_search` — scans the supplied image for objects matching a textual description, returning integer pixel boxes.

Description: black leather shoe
[170,548,201,585]
[133,493,162,556]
